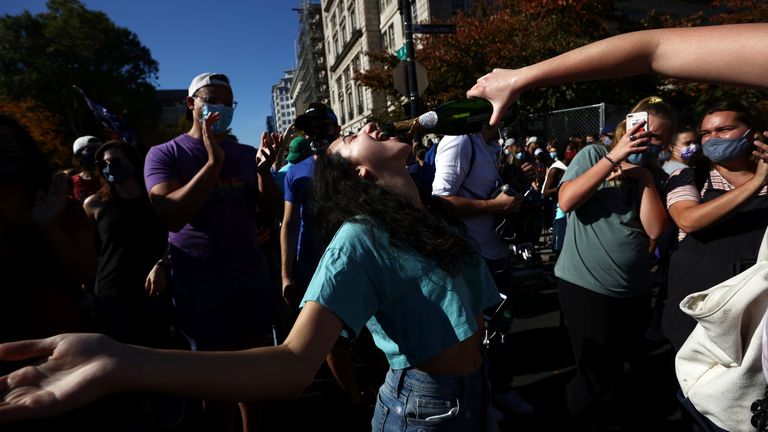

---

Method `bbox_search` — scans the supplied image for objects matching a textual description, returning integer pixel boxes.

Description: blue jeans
[551,216,566,253]
[371,365,495,431]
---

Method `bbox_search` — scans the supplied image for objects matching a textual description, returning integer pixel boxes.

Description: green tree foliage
[0,0,160,155]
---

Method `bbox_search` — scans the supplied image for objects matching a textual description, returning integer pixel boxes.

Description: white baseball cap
[503,138,516,148]
[526,136,538,145]
[72,136,101,155]
[188,72,231,97]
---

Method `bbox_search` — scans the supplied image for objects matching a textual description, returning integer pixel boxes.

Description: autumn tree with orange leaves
[0,99,70,168]
[357,0,659,121]
[356,0,768,123]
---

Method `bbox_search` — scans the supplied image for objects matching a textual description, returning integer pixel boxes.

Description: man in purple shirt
[143,72,281,431]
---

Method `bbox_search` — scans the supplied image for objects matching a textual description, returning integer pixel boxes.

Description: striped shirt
[665,167,768,241]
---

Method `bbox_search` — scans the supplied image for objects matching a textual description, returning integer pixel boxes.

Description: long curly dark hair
[313,151,476,276]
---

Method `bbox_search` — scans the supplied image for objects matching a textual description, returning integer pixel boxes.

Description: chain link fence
[508,103,629,142]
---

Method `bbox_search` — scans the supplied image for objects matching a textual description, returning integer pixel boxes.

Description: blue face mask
[702,129,753,164]
[549,151,558,160]
[201,103,235,135]
[102,161,132,184]
[680,143,701,160]
[514,151,525,161]
[627,144,662,166]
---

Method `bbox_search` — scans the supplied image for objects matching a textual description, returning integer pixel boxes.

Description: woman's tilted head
[314,129,475,275]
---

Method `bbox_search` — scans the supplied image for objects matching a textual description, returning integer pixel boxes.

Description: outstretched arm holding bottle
[468,23,768,125]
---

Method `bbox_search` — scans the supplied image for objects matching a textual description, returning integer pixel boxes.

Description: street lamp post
[397,0,419,117]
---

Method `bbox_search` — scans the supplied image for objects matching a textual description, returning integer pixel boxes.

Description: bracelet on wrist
[604,155,619,168]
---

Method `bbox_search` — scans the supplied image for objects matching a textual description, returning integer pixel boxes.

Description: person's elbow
[151,202,186,232]
[157,213,186,233]
[668,203,702,234]
[558,194,577,213]
[557,183,577,212]
[285,370,315,398]
[671,213,701,234]
[276,353,319,399]
[645,216,668,241]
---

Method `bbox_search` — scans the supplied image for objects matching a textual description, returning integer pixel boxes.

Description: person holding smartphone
[662,99,768,351]
[550,97,672,429]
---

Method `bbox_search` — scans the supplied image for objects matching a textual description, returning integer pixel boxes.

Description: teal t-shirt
[553,145,651,297]
[301,217,501,369]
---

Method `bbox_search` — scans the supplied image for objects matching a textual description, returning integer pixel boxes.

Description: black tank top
[94,194,167,301]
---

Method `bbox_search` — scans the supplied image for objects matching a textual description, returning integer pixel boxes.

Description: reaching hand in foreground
[0,334,124,422]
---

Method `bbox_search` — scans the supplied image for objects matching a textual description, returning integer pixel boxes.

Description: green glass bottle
[383,98,517,138]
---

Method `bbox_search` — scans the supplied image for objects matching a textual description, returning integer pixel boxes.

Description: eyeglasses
[193,95,238,109]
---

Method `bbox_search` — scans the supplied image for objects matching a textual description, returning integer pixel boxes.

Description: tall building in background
[380,0,470,56]
[321,0,472,133]
[322,0,386,133]
[271,70,296,134]
[291,1,330,116]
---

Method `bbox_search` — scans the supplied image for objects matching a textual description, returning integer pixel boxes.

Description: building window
[349,2,356,30]
[333,32,340,57]
[341,17,347,44]
[356,85,364,115]
[346,88,353,120]
[387,23,395,52]
[343,66,351,87]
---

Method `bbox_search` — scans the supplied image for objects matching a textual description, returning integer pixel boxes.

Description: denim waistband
[384,365,487,397]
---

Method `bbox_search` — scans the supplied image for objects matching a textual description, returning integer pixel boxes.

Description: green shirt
[301,217,501,369]
[554,145,651,297]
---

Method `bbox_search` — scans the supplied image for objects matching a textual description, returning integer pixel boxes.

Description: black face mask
[101,160,132,184]
[78,148,96,170]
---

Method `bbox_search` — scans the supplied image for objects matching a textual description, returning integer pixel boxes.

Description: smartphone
[626,111,648,135]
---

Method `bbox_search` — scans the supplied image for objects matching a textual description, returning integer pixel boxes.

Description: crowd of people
[1,23,768,432]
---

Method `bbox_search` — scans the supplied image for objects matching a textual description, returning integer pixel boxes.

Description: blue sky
[1,0,302,147]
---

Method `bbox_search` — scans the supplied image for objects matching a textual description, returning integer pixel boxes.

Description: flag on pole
[72,85,134,144]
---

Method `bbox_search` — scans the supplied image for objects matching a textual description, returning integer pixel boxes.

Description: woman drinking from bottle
[0,122,502,432]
